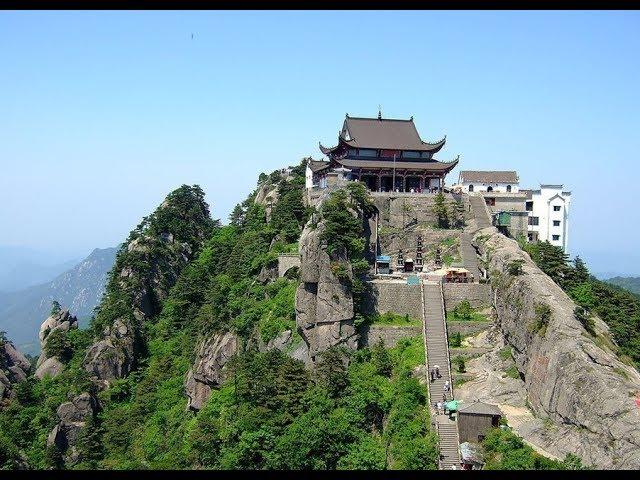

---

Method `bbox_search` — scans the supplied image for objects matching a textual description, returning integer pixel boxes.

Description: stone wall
[359,325,422,348]
[277,254,301,277]
[362,280,423,320]
[373,192,471,230]
[443,283,492,312]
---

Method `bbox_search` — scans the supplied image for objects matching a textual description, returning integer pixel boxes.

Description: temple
[308,112,459,192]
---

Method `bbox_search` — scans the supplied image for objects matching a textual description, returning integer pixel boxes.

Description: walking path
[469,195,492,229]
[422,280,461,469]
[459,232,481,282]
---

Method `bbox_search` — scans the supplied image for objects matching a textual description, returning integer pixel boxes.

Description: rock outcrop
[47,392,99,464]
[295,210,358,364]
[34,309,78,380]
[83,216,206,384]
[83,318,136,385]
[474,227,640,469]
[0,340,30,403]
[184,331,239,411]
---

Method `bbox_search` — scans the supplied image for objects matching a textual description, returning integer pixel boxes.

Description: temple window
[553,205,561,211]
[487,186,494,192]
[347,149,357,156]
[468,184,474,192]
[359,149,377,157]
[403,150,421,158]
[506,185,512,192]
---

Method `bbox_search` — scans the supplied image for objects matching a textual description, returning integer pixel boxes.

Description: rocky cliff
[295,195,361,364]
[474,227,640,469]
[0,339,30,405]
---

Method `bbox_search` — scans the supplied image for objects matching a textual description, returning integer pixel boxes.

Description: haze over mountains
[0,247,117,354]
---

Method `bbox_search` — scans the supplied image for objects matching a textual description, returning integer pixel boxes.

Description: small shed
[457,401,502,443]
[404,257,414,272]
[376,255,391,275]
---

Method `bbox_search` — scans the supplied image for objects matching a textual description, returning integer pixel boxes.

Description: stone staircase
[459,232,481,282]
[469,195,492,229]
[422,281,460,469]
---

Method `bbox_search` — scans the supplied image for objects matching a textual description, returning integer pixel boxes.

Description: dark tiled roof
[308,160,331,173]
[341,116,446,152]
[458,401,502,416]
[337,157,459,173]
[459,171,519,184]
[520,189,534,200]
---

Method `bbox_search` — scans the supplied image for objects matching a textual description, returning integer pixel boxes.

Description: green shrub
[507,259,525,276]
[454,355,466,373]
[43,329,73,362]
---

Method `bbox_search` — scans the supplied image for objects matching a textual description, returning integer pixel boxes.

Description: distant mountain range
[605,276,640,296]
[0,247,117,355]
[0,246,82,292]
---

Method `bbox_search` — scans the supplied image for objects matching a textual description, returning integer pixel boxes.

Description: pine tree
[371,339,393,377]
[229,203,246,227]
[74,414,104,469]
[431,192,449,228]
[50,300,62,316]
[573,256,590,284]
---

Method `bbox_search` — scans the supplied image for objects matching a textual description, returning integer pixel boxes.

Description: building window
[553,220,561,227]
[526,201,533,212]
[527,233,533,241]
[529,216,539,226]
[487,186,494,192]
[347,149,357,156]
[403,150,421,158]
[485,197,496,206]
[468,184,474,192]
[552,234,560,241]
[553,205,561,211]
[359,149,377,157]
[506,185,512,192]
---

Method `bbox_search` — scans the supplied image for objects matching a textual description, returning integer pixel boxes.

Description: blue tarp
[407,275,420,285]
[376,255,391,262]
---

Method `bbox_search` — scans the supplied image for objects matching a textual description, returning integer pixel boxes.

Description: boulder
[185,331,239,411]
[474,227,640,469]
[36,309,78,375]
[47,392,99,463]
[0,341,30,402]
[83,318,136,384]
[35,357,65,380]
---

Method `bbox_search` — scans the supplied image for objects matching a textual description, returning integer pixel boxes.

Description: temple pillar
[377,173,382,192]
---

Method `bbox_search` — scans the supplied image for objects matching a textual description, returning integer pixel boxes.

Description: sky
[1,11,639,275]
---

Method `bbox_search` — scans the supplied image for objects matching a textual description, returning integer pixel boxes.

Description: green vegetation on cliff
[523,241,640,366]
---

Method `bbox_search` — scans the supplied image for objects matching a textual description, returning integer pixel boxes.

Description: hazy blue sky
[1,11,639,274]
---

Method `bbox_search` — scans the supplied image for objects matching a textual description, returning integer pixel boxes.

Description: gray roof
[459,171,519,184]
[458,401,502,416]
[341,116,446,152]
[308,159,331,173]
[338,157,459,173]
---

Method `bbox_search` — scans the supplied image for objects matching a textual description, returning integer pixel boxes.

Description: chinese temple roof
[320,114,446,155]
[337,156,459,173]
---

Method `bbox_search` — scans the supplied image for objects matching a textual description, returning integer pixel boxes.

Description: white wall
[460,181,518,193]
[305,164,314,189]
[527,185,571,250]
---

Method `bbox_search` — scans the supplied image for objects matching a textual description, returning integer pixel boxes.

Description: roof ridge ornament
[378,105,382,120]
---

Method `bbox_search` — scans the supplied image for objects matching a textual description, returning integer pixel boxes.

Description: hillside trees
[523,241,640,366]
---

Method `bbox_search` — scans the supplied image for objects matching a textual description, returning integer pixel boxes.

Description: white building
[457,171,519,193]
[522,185,571,251]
